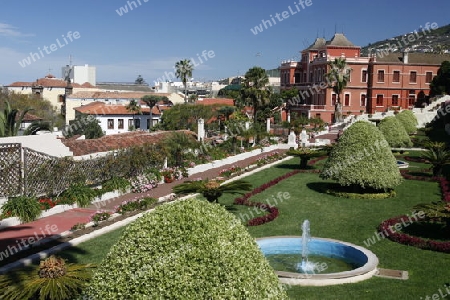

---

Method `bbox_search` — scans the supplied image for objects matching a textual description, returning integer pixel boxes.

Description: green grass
[57,158,450,299]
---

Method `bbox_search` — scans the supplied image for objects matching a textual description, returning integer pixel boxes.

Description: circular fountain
[256,221,379,286]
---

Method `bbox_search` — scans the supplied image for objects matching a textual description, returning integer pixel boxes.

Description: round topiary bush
[395,110,418,135]
[378,116,413,148]
[320,121,402,191]
[84,198,287,299]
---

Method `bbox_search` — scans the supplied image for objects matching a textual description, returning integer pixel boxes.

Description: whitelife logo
[18,31,81,68]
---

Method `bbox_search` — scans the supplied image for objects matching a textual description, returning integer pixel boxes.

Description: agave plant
[0,255,96,300]
[413,201,450,235]
[0,100,33,137]
[172,179,252,203]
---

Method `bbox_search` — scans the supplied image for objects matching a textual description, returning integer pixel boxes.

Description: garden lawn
[59,158,450,299]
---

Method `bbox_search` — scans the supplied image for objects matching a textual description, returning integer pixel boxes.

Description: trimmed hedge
[395,110,418,134]
[320,121,402,191]
[378,116,413,148]
[85,198,287,299]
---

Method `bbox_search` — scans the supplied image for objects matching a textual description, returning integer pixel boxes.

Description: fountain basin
[397,160,409,169]
[257,236,379,286]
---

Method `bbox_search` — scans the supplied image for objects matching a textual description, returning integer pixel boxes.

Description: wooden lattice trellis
[0,143,22,197]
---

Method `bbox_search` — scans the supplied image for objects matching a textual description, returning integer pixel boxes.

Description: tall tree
[240,66,271,124]
[135,75,146,85]
[141,95,162,130]
[175,59,194,103]
[125,99,142,130]
[430,61,450,97]
[325,58,351,123]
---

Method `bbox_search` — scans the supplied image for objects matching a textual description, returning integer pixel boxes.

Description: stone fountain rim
[256,235,379,286]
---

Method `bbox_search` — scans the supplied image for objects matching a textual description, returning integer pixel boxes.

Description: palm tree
[125,99,141,130]
[175,59,194,103]
[325,58,351,123]
[141,95,159,130]
[162,131,199,167]
[421,142,450,176]
[241,67,271,123]
[0,100,33,137]
[173,179,252,203]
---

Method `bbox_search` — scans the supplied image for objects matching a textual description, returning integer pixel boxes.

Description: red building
[280,33,450,123]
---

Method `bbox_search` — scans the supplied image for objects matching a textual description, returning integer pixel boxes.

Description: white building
[65,91,179,125]
[73,102,162,135]
[61,64,96,86]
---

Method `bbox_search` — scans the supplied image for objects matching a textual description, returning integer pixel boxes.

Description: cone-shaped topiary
[320,121,402,191]
[378,116,413,148]
[84,198,288,299]
[395,110,418,135]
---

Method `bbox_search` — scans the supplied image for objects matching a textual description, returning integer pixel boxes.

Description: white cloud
[0,23,34,37]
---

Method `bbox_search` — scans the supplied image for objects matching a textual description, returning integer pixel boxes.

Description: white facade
[74,64,96,86]
[61,64,96,86]
[97,115,157,135]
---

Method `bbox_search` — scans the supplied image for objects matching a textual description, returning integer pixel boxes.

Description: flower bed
[403,156,427,163]
[233,170,300,226]
[399,169,437,182]
[378,176,450,253]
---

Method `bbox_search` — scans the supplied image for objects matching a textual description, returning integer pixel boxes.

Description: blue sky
[1,0,449,86]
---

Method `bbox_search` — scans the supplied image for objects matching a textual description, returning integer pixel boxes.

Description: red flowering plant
[38,198,57,210]
[233,170,300,226]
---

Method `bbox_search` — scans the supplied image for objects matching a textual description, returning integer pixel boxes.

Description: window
[346,69,351,83]
[393,71,400,83]
[376,95,383,106]
[107,119,114,129]
[408,95,415,106]
[147,119,150,129]
[331,94,337,106]
[425,72,433,83]
[344,94,350,106]
[134,119,140,129]
[294,73,301,83]
[360,94,366,107]
[118,119,124,129]
[128,119,134,129]
[361,70,367,83]
[410,71,417,83]
[392,95,399,106]
[58,95,64,103]
[377,70,385,82]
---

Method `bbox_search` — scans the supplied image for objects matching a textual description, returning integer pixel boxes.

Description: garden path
[0,149,284,255]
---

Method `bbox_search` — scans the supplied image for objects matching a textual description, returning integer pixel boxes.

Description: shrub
[378,116,413,148]
[320,121,402,191]
[58,184,97,207]
[101,177,130,194]
[1,196,42,223]
[396,110,418,134]
[85,199,287,299]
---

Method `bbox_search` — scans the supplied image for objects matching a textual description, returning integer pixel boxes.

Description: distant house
[73,102,162,135]
[65,91,178,125]
[7,74,97,113]
[18,112,43,132]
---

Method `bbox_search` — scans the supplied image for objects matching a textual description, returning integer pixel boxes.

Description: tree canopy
[378,116,413,148]
[85,198,287,299]
[430,60,450,97]
[320,121,402,191]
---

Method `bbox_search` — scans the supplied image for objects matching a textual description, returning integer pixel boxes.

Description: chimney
[403,51,409,64]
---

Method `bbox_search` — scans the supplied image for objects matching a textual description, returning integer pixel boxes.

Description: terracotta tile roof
[196,98,235,106]
[68,91,171,100]
[61,130,196,156]
[375,52,450,65]
[16,112,43,122]
[8,77,92,88]
[73,102,160,115]
[326,33,359,48]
